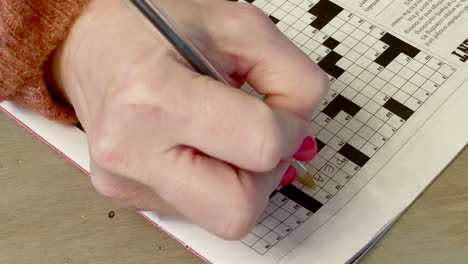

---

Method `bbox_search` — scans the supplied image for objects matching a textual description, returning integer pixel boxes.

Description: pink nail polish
[293,136,318,162]
[279,165,298,186]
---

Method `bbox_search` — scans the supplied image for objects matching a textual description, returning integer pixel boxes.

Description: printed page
[1,0,467,263]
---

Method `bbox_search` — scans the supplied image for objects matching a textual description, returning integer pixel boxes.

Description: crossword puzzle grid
[235,0,457,255]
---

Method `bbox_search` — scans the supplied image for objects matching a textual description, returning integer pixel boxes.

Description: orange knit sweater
[0,0,90,124]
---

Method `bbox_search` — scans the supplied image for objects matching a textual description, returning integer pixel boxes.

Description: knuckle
[90,133,126,172]
[217,3,270,35]
[90,173,123,200]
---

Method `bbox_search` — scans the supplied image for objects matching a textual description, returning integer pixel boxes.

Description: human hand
[49,0,329,239]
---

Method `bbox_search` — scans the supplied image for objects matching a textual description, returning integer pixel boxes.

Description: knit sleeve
[0,0,90,124]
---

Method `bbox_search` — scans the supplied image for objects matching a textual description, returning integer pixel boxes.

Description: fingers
[146,146,289,240]
[206,2,330,119]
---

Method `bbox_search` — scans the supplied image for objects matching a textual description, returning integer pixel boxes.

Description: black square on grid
[323,37,340,50]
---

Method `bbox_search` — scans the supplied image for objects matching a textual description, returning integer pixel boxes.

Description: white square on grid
[364,48,380,61]
[341,23,356,34]
[410,73,427,86]
[348,64,365,77]
[271,10,287,21]
[314,112,332,127]
[352,28,367,40]
[274,223,293,237]
[370,77,386,90]
[336,57,353,70]
[405,97,421,111]
[349,134,366,149]
[263,3,277,14]
[276,21,289,33]
[372,40,388,51]
[387,114,404,129]
[337,125,355,141]
[414,52,431,64]
[343,36,359,48]
[418,65,435,78]
[370,132,387,147]
[407,59,423,72]
[304,39,320,51]
[283,215,302,229]
[323,180,341,195]
[292,19,308,31]
[378,68,395,82]
[348,15,363,26]
[361,35,377,47]
[413,88,430,102]
[335,110,351,125]
[375,107,392,122]
[387,61,404,74]
[282,200,301,214]
[426,57,442,70]
[265,201,279,214]
[319,145,337,160]
[279,1,295,12]
[321,163,339,178]
[325,119,344,134]
[251,0,267,8]
[398,68,415,80]
[331,79,347,93]
[359,21,374,32]
[270,192,288,206]
[341,87,358,100]
[360,142,378,157]
[367,115,385,130]
[345,50,361,62]
[439,64,455,76]
[423,80,438,93]
[391,74,407,88]
[333,170,351,185]
[327,136,345,151]
[379,123,396,138]
[302,26,317,37]
[309,155,327,170]
[312,174,328,189]
[272,207,290,222]
[353,93,370,107]
[294,207,313,221]
[314,189,331,204]
[335,43,351,56]
[262,216,281,229]
[373,91,388,105]
[252,223,270,237]
[332,30,348,42]
[299,46,312,56]
[353,42,369,54]
[359,70,375,83]
[321,24,337,36]
[361,85,379,98]
[368,62,384,75]
[252,240,270,254]
[313,31,328,43]
[282,14,298,26]
[241,232,259,246]
[363,99,380,114]
[337,9,353,20]
[381,84,397,98]
[316,45,331,58]
[291,6,306,19]
[294,33,310,45]
[330,17,346,28]
[350,78,366,91]
[342,160,359,175]
[317,128,335,143]
[331,152,348,168]
[346,118,364,133]
[357,125,376,140]
[263,231,282,246]
[339,72,356,86]
[356,55,372,68]
[355,109,372,123]
[310,121,322,134]
[284,27,299,39]
[393,90,410,104]
[402,81,418,95]
[395,53,411,65]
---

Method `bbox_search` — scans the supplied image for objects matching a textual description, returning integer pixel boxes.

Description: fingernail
[293,136,318,162]
[279,165,298,186]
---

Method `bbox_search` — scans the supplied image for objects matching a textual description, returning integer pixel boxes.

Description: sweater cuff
[0,0,90,124]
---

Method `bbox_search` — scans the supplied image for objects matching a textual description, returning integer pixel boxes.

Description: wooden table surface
[1,110,467,264]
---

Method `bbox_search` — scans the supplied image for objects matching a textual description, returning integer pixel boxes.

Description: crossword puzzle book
[2,0,467,263]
